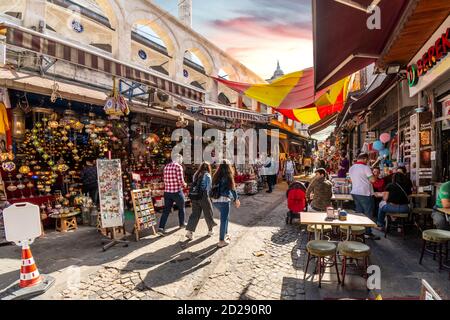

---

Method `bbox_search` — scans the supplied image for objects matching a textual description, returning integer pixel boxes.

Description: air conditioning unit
[150,90,173,109]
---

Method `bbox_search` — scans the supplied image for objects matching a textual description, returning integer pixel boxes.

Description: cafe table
[331,194,354,208]
[300,211,376,240]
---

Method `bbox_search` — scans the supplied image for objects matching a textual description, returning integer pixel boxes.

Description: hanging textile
[214,71,350,125]
[214,69,330,110]
[0,102,10,135]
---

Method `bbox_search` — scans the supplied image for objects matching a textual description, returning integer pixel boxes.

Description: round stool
[307,225,332,241]
[304,240,340,288]
[419,229,450,271]
[338,241,371,286]
[339,225,366,243]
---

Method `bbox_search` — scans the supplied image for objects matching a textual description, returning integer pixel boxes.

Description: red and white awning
[0,23,204,103]
[201,105,274,123]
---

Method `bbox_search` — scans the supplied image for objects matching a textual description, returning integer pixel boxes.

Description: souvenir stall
[234,163,258,195]
[0,87,132,231]
[0,74,205,234]
[126,114,191,210]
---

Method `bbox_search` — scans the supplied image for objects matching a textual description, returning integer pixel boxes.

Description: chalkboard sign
[97,159,124,229]
[131,188,157,241]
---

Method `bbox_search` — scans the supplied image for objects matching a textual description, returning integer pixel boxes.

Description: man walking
[158,154,187,235]
[349,153,380,240]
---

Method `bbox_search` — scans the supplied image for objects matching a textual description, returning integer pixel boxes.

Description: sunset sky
[153,0,314,80]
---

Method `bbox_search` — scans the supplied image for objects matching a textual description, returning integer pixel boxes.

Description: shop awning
[0,69,196,123]
[0,22,204,103]
[349,74,399,115]
[313,0,410,90]
[199,104,275,123]
[336,74,399,128]
[308,112,339,136]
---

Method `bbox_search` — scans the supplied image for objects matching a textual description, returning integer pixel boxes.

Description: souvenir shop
[0,85,195,238]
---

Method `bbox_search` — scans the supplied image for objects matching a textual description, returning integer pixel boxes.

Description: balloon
[373,140,385,151]
[380,133,391,144]
[380,149,390,157]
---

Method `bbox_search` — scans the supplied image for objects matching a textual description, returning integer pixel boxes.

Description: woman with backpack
[375,172,412,230]
[186,162,217,240]
[210,160,241,248]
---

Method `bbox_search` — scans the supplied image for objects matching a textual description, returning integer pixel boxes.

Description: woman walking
[211,160,240,248]
[186,162,217,240]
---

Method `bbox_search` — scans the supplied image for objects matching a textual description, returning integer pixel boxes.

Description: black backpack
[189,174,205,200]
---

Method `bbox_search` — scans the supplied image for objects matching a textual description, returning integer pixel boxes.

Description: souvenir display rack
[131,188,157,241]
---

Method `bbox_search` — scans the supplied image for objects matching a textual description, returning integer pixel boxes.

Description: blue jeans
[352,194,375,235]
[159,191,186,230]
[377,203,410,227]
[213,202,231,241]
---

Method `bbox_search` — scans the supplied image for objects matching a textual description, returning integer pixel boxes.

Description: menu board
[97,159,124,229]
[131,188,157,241]
[418,112,432,185]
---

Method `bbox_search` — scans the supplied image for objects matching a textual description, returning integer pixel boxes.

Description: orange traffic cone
[19,244,42,288]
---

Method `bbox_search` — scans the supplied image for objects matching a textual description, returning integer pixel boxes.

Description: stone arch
[182,40,216,76]
[218,92,231,106]
[127,10,180,58]
[93,0,123,30]
[216,63,240,82]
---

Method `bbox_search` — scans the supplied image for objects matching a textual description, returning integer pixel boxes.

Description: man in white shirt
[349,153,379,240]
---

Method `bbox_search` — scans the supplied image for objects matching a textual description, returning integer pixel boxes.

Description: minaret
[268,60,285,82]
[178,0,192,28]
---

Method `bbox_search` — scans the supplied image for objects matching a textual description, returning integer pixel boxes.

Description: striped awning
[201,105,274,123]
[0,23,204,103]
[308,112,339,135]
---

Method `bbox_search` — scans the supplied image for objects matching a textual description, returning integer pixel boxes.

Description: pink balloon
[380,133,390,144]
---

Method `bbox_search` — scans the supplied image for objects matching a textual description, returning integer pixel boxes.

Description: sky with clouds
[153,0,313,80]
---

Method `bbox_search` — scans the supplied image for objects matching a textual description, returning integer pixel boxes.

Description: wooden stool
[338,241,371,286]
[419,229,450,271]
[307,225,332,241]
[304,240,340,288]
[339,225,366,243]
[385,212,410,239]
[55,215,78,232]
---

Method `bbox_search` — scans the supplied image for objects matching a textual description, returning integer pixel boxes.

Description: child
[286,181,307,224]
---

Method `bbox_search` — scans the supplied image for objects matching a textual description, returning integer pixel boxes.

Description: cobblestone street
[1,182,449,300]
[53,185,310,300]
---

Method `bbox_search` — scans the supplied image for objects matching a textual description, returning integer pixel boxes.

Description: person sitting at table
[306,168,332,212]
[376,173,412,230]
[397,166,414,192]
[372,167,385,192]
[371,167,385,218]
[432,180,450,230]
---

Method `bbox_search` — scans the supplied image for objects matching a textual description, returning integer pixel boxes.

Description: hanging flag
[214,68,330,110]
[214,69,350,125]
[276,76,350,124]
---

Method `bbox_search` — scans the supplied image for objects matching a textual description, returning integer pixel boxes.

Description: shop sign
[407,17,450,97]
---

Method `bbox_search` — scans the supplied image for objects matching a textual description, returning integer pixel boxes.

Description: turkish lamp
[12,107,26,141]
